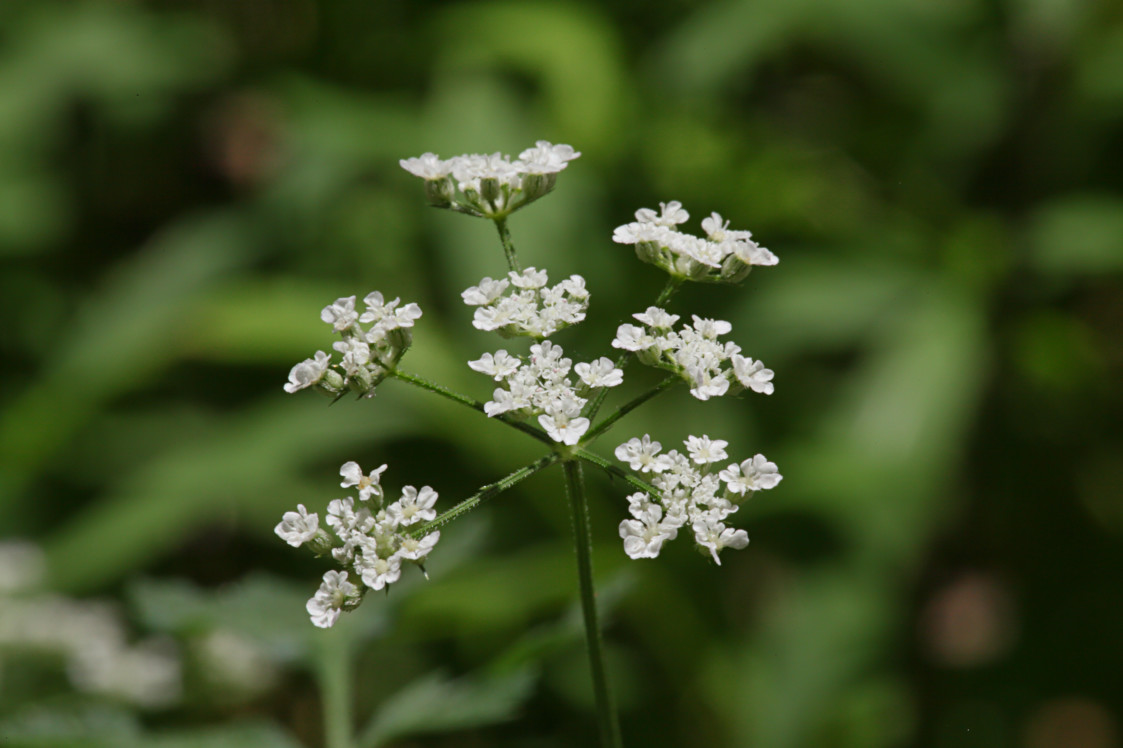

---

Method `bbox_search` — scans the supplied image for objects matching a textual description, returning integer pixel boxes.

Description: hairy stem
[494,217,522,273]
[409,453,558,537]
[584,376,677,444]
[563,460,622,748]
[389,369,552,446]
[584,276,683,421]
[574,447,661,498]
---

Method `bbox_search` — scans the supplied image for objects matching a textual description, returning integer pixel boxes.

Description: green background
[1,0,1122,746]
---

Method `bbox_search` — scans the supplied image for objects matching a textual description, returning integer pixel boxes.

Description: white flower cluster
[615,435,781,563]
[274,461,441,628]
[462,268,589,339]
[0,542,181,708]
[400,141,581,218]
[469,341,623,445]
[284,291,423,398]
[612,307,775,400]
[613,201,778,283]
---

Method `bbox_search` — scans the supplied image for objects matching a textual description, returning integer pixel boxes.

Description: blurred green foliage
[1,0,1121,746]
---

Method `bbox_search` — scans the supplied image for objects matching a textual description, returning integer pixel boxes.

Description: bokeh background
[2,0,1122,746]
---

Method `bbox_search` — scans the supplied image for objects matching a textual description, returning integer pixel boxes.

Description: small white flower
[539,413,590,445]
[275,504,319,547]
[619,495,679,559]
[517,141,581,174]
[685,435,729,465]
[633,307,680,329]
[462,277,510,305]
[399,153,452,180]
[612,323,655,351]
[692,517,749,565]
[635,200,690,227]
[389,485,439,526]
[340,461,389,502]
[395,530,441,562]
[509,267,549,289]
[719,454,783,495]
[321,297,359,332]
[468,350,521,380]
[284,351,331,393]
[575,358,624,388]
[306,570,358,628]
[691,315,733,339]
[358,551,402,591]
[615,435,669,473]
[731,354,775,395]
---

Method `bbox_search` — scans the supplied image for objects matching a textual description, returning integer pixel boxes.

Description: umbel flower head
[613,307,775,400]
[284,291,423,398]
[275,461,441,628]
[613,201,778,283]
[463,267,589,339]
[400,141,581,219]
[469,340,623,445]
[615,435,781,564]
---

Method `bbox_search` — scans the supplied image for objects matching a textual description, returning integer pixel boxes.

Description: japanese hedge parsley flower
[284,291,423,398]
[614,435,781,564]
[463,268,589,339]
[400,141,581,219]
[613,202,778,283]
[275,462,442,627]
[612,308,775,400]
[469,341,622,446]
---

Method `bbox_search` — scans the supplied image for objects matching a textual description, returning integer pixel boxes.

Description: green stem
[584,376,677,444]
[563,460,622,748]
[584,276,683,421]
[494,217,522,273]
[574,447,661,499]
[408,453,558,538]
[389,369,553,446]
[315,627,355,748]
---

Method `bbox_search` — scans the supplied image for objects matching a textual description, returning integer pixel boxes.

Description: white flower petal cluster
[469,340,622,446]
[612,307,775,400]
[615,435,781,564]
[463,268,589,339]
[276,462,441,628]
[613,202,778,283]
[400,141,581,218]
[284,291,423,398]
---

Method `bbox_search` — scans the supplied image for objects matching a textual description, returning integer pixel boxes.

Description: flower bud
[423,176,454,208]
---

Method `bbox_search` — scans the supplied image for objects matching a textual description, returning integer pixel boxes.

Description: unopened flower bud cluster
[470,340,623,446]
[274,461,441,627]
[615,436,782,563]
[285,292,422,398]
[463,267,589,339]
[613,308,775,401]
[400,141,581,219]
[613,201,777,283]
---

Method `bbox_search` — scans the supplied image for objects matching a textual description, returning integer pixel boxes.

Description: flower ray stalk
[563,460,623,748]
[585,375,678,444]
[407,454,559,538]
[495,217,522,273]
[389,369,553,445]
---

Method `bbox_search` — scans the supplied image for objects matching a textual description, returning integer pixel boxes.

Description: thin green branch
[389,369,553,446]
[574,447,661,499]
[563,461,622,748]
[584,376,678,444]
[408,453,558,538]
[494,217,522,273]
